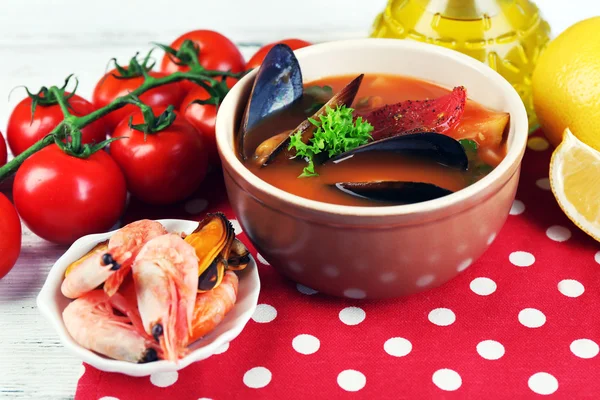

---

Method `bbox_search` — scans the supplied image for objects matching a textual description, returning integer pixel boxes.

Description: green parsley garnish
[459,138,478,153]
[288,105,374,177]
[303,85,333,114]
[459,138,494,184]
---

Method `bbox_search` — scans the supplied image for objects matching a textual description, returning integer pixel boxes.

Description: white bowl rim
[36,219,260,377]
[216,38,528,218]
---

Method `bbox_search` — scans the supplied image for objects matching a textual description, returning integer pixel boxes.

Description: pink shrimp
[61,220,167,299]
[189,271,239,343]
[63,290,160,363]
[132,234,198,362]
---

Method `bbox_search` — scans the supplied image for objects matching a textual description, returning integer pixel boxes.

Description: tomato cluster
[0,30,311,277]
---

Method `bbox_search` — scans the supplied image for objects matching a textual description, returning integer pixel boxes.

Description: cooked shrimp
[189,271,239,343]
[60,220,167,299]
[63,290,160,363]
[133,234,198,362]
[104,220,168,296]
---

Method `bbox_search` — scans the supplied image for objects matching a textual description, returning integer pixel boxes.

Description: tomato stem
[0,134,56,178]
[49,86,73,118]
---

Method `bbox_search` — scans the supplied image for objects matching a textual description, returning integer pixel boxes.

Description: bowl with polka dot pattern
[37,219,261,377]
[216,39,528,299]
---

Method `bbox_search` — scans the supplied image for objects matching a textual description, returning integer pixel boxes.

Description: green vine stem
[0,42,243,182]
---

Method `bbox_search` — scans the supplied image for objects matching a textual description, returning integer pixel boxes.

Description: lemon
[550,128,600,242]
[532,17,600,150]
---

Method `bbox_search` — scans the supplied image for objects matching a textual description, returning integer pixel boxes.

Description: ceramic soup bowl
[215,39,528,299]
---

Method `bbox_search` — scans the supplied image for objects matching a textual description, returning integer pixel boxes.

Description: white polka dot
[546,225,571,242]
[344,288,366,299]
[252,304,277,323]
[257,253,269,265]
[416,274,435,287]
[243,367,272,389]
[214,342,229,354]
[150,371,178,388]
[380,271,397,283]
[476,340,505,360]
[470,277,497,296]
[536,178,551,190]
[509,251,535,267]
[337,370,366,392]
[78,364,86,379]
[558,279,585,298]
[99,397,120,400]
[197,398,213,400]
[518,308,546,328]
[323,265,340,277]
[289,261,304,273]
[570,339,599,359]
[230,219,243,235]
[528,372,558,395]
[184,198,208,214]
[292,334,320,355]
[384,337,412,357]
[339,306,366,326]
[510,200,525,215]
[487,233,497,245]
[428,308,456,326]
[595,251,600,264]
[456,243,468,254]
[296,283,318,295]
[432,369,462,391]
[457,258,472,272]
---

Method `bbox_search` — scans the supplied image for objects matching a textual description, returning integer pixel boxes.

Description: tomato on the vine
[246,39,311,70]
[180,78,236,165]
[13,145,127,244]
[7,93,107,157]
[110,107,208,205]
[160,30,245,92]
[0,193,21,279]
[93,69,185,131]
[0,131,7,166]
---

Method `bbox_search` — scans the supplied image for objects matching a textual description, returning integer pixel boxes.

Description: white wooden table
[0,1,597,398]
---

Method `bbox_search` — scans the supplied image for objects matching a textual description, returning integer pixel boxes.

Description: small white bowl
[37,219,260,377]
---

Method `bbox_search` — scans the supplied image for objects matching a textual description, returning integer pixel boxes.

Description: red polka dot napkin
[76,132,600,399]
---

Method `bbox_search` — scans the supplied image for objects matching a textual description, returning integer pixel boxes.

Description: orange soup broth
[243,74,508,207]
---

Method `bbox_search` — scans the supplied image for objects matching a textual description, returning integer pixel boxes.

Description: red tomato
[7,94,107,157]
[0,193,21,279]
[357,86,467,140]
[110,108,208,205]
[246,39,311,70]
[0,131,7,166]
[13,145,127,244]
[93,69,185,131]
[179,78,236,165]
[160,30,245,92]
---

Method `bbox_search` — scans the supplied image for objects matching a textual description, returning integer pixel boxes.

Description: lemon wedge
[550,128,600,242]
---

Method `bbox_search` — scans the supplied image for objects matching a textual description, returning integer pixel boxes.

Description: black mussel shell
[239,44,303,160]
[334,181,453,204]
[260,74,364,167]
[328,132,469,170]
[198,257,225,292]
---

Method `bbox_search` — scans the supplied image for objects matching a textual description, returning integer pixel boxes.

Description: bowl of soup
[215,39,528,299]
